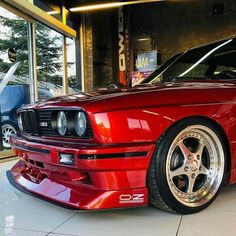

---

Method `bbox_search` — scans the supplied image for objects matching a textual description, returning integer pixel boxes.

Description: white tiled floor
[1,160,236,236]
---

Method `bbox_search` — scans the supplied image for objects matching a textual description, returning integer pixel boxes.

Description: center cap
[189,160,198,171]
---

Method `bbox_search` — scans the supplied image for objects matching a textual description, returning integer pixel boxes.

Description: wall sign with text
[134,50,161,72]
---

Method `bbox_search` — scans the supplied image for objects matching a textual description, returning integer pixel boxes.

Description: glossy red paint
[9,80,236,209]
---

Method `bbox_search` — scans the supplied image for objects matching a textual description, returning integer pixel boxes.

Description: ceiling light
[47,10,60,15]
[70,0,165,12]
[137,38,150,41]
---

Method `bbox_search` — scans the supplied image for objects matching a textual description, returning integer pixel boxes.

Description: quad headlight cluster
[18,110,90,138]
[56,110,87,137]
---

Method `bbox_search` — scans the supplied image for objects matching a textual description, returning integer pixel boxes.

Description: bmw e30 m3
[9,37,236,214]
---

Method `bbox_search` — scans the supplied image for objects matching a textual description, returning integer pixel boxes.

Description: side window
[162,63,209,80]
[214,65,236,74]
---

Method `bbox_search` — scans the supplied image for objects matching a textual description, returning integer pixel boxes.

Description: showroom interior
[1,0,236,235]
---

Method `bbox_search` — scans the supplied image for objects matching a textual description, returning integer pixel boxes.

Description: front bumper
[10,134,155,210]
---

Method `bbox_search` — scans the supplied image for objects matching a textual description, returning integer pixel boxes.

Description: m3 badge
[39,122,48,127]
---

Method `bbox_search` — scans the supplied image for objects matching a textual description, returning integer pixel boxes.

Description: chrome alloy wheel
[166,125,225,207]
[2,124,17,148]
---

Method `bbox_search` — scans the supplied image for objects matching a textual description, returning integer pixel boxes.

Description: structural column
[80,13,94,92]
[27,22,38,102]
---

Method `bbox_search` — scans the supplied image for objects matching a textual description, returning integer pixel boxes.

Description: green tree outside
[0,15,63,86]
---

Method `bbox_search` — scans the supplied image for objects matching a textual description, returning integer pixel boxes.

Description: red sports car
[9,37,236,214]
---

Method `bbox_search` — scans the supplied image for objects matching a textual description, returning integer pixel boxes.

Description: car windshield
[144,38,236,84]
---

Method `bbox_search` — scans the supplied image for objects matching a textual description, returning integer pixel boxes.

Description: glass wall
[36,22,63,99]
[67,37,79,94]
[0,7,30,150]
[0,7,30,85]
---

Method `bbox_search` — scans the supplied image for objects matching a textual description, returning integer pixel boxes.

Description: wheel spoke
[178,140,192,159]
[195,141,205,157]
[187,176,196,194]
[199,164,209,175]
[170,165,186,178]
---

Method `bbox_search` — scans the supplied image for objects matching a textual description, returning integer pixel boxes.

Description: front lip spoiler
[6,170,76,210]
[8,162,148,210]
[7,170,147,212]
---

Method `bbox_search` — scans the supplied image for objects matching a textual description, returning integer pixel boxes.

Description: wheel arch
[1,121,18,130]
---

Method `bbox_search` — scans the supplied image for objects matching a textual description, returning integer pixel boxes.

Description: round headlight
[18,114,23,131]
[57,111,67,136]
[75,112,87,136]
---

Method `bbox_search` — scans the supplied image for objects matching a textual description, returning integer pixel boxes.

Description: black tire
[147,118,227,214]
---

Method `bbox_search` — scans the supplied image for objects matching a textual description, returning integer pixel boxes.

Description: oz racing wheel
[147,118,227,214]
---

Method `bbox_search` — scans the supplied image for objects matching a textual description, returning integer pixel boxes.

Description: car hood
[30,80,236,112]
